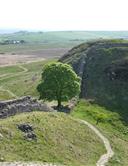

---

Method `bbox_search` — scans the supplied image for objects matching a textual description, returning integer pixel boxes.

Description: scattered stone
[24,131,37,141]
[32,74,37,82]
[18,124,33,133]
[18,123,37,141]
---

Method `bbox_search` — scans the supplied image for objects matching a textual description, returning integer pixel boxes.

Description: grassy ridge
[0,112,105,166]
[61,40,128,122]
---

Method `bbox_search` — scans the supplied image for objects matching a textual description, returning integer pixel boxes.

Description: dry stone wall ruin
[0,96,55,119]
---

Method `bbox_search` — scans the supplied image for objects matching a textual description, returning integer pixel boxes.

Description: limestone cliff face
[60,40,128,114]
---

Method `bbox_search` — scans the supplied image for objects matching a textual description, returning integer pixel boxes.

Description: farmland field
[0,48,68,66]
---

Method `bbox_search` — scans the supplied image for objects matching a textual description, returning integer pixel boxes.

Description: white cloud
[0,0,128,30]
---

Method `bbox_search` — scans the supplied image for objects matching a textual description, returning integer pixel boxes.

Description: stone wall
[0,96,55,119]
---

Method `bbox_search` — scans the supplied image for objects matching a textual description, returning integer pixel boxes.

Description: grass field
[0,60,55,100]
[0,112,105,166]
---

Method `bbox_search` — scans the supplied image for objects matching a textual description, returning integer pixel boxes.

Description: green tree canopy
[37,62,80,107]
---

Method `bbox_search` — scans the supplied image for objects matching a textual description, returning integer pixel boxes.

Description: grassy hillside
[72,100,128,166]
[0,112,105,166]
[60,39,128,166]
[0,31,128,53]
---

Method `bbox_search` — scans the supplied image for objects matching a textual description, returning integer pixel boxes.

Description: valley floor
[0,48,69,66]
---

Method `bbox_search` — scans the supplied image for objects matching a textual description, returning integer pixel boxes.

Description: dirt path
[0,65,28,98]
[75,119,114,166]
[18,65,28,72]
[0,64,28,82]
[0,86,18,98]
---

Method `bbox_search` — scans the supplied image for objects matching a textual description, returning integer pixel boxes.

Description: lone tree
[37,62,80,108]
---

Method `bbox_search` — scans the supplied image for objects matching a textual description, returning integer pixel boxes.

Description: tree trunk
[57,90,62,109]
[57,98,61,108]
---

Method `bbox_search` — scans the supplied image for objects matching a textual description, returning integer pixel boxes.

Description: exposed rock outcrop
[104,60,128,81]
[60,40,128,98]
[0,96,55,119]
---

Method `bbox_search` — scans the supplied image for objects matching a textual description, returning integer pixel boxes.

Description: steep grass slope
[72,100,128,166]
[60,39,128,165]
[0,112,105,166]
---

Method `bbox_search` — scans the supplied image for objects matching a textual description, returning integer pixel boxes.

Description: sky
[0,0,128,31]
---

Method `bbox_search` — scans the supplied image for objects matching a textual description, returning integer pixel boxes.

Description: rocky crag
[0,96,54,119]
[60,39,128,122]
[60,40,128,78]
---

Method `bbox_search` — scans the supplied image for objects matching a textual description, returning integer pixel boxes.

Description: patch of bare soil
[0,48,69,66]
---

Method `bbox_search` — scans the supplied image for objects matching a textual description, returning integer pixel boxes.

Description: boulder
[18,124,33,133]
[24,132,37,141]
